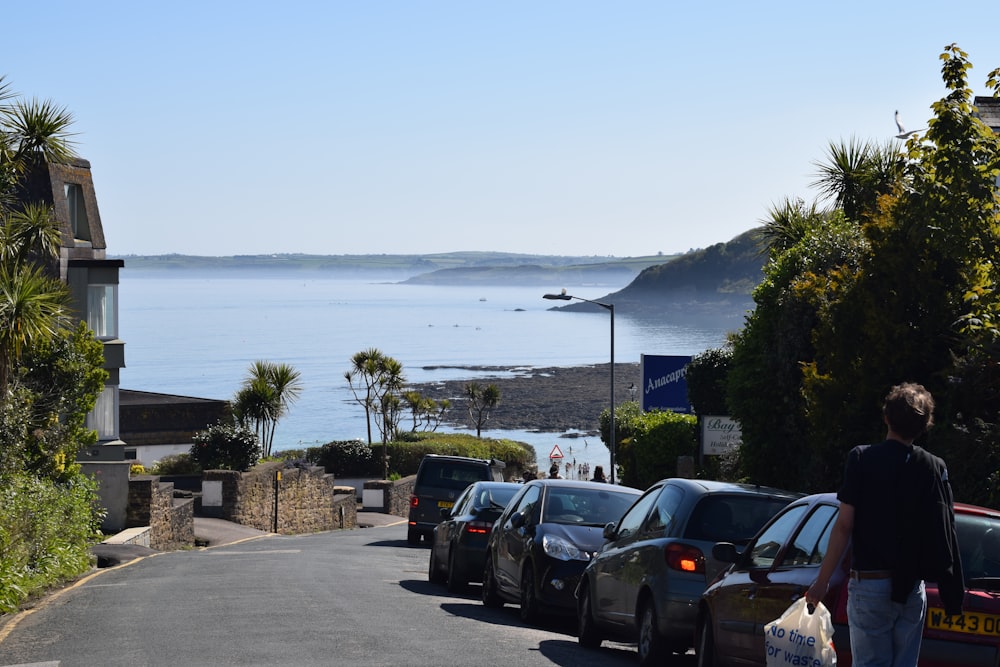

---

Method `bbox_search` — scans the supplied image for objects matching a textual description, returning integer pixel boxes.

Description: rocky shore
[408,363,641,437]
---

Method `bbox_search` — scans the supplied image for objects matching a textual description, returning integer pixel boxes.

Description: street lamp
[543,290,616,484]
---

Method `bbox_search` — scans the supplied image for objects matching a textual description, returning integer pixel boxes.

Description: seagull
[894,110,924,139]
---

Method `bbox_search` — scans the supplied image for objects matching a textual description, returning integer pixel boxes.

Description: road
[0,522,696,667]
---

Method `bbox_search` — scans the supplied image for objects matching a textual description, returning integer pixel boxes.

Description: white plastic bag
[763,597,837,667]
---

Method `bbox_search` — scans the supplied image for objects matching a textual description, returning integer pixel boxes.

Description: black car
[407,454,506,545]
[482,478,642,624]
[428,481,521,592]
[575,478,800,665]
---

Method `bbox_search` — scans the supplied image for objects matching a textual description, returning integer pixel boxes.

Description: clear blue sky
[4,2,1000,257]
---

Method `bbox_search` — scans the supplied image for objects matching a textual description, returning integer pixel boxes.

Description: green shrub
[307,433,536,480]
[307,440,380,477]
[0,472,102,613]
[148,453,201,475]
[191,422,260,471]
[613,410,698,490]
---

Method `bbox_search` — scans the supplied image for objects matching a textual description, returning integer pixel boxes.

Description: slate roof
[974,96,1000,132]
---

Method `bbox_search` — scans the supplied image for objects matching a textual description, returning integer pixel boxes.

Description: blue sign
[640,354,693,414]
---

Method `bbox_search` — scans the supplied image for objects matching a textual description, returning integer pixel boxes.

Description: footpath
[90,508,407,567]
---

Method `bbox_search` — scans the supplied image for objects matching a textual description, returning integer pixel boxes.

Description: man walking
[806,382,964,666]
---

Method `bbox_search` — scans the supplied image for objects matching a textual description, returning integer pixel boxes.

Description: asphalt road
[0,522,697,667]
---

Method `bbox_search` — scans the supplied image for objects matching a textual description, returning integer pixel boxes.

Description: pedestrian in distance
[590,465,607,483]
[805,382,964,667]
[548,464,561,479]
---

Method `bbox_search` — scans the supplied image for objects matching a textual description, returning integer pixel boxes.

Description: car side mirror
[712,542,740,564]
[602,522,617,541]
[440,507,451,519]
[511,510,527,529]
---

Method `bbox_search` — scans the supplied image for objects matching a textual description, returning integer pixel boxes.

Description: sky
[4,2,1000,258]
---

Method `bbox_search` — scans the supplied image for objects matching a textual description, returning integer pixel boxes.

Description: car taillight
[463,521,493,535]
[665,543,705,574]
[410,495,418,508]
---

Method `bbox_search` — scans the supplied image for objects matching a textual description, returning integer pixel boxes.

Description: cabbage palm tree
[233,360,303,458]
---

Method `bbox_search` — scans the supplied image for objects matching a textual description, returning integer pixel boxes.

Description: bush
[148,453,201,475]
[0,472,103,613]
[307,433,536,480]
[307,440,380,478]
[190,422,260,471]
[613,410,698,490]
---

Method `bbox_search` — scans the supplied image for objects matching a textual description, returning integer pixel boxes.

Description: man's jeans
[847,577,926,667]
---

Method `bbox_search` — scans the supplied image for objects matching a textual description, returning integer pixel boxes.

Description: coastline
[408,363,642,436]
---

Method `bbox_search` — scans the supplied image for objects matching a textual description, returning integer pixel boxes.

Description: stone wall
[204,462,357,534]
[127,476,195,550]
[363,475,415,518]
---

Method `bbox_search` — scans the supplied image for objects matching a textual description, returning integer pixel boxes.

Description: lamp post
[543,291,616,484]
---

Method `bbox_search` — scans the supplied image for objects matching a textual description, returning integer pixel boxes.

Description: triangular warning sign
[548,445,564,459]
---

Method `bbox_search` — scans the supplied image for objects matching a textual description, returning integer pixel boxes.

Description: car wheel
[638,598,667,666]
[519,563,540,625]
[481,558,504,608]
[407,529,421,546]
[428,544,446,584]
[446,549,466,593]
[577,583,603,649]
[697,613,718,667]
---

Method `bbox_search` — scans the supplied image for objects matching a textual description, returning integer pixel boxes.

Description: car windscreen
[956,512,1000,591]
[685,495,793,545]
[418,461,490,491]
[543,488,638,526]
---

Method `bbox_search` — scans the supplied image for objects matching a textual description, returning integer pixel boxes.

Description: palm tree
[0,264,69,392]
[233,360,303,458]
[465,382,501,438]
[811,138,903,222]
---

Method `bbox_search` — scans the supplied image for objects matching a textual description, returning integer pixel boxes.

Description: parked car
[482,478,642,624]
[428,481,521,592]
[575,478,800,665]
[696,494,1000,667]
[408,454,506,545]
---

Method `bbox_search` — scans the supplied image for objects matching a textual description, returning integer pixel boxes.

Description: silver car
[575,478,800,665]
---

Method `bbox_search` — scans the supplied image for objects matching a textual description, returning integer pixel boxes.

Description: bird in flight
[894,110,924,139]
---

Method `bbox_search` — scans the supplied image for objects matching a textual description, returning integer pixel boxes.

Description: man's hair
[883,382,935,440]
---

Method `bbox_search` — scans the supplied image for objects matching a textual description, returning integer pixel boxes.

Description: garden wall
[203,462,357,534]
[127,476,195,550]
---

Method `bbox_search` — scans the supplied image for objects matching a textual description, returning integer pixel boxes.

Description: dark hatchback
[697,493,1000,667]
[428,481,521,592]
[407,454,506,545]
[481,478,642,624]
[576,478,800,665]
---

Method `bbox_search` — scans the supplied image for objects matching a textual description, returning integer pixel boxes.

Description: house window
[88,385,119,441]
[65,183,90,241]
[87,285,117,339]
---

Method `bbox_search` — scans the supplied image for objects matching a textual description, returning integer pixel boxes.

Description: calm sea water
[119,269,746,472]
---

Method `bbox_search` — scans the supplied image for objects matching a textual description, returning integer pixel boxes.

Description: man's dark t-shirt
[838,439,964,616]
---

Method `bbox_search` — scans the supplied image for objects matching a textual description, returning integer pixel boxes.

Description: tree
[465,382,500,438]
[723,45,1000,501]
[344,348,405,477]
[232,360,302,458]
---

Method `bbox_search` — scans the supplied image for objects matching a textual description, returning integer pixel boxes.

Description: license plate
[437,501,454,509]
[926,607,1000,637]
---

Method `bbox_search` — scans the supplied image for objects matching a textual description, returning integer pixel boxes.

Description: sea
[119,268,747,475]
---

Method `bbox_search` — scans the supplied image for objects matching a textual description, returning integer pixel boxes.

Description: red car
[697,493,1000,666]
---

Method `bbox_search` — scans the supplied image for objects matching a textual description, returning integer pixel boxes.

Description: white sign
[701,416,742,456]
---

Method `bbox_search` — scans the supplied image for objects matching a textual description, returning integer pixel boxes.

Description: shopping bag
[763,597,837,667]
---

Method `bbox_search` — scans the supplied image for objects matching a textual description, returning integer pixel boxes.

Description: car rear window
[685,495,793,544]
[417,460,490,491]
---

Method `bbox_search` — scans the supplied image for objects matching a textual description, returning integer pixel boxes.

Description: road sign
[548,445,564,459]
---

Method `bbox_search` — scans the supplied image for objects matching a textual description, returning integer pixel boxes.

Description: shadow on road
[364,538,413,548]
